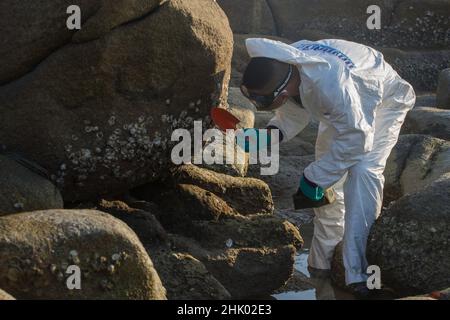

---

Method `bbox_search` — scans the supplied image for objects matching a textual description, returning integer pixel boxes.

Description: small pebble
[69,250,78,257]
[49,264,57,274]
[14,202,24,209]
[112,253,121,262]
[56,272,64,281]
[107,265,115,275]
[7,268,19,282]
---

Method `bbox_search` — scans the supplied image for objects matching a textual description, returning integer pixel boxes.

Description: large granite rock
[248,155,314,210]
[415,93,437,108]
[384,135,450,204]
[96,199,169,247]
[0,0,233,202]
[367,177,450,295]
[97,199,231,300]
[437,68,450,109]
[401,107,450,140]
[151,251,231,300]
[228,87,257,112]
[171,234,298,298]
[0,289,15,300]
[131,164,302,298]
[0,209,166,299]
[330,241,346,290]
[380,48,450,92]
[164,164,274,215]
[218,0,277,35]
[0,154,63,216]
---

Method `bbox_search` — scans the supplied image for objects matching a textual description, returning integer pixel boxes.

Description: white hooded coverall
[246,38,416,285]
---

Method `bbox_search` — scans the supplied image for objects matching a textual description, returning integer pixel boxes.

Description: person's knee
[349,162,384,180]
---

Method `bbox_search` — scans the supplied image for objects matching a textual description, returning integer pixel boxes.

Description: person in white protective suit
[238,38,416,297]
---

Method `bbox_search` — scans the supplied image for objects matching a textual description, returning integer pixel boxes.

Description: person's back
[292,39,394,77]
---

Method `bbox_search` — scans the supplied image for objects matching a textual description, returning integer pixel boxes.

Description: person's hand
[292,175,331,209]
[235,128,272,153]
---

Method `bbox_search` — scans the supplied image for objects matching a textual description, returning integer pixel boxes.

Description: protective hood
[245,38,330,68]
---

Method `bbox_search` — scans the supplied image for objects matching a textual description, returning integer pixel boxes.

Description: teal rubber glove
[292,175,337,209]
[299,175,324,201]
[292,175,329,210]
[235,128,271,153]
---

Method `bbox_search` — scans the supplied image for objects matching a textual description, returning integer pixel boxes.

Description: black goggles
[240,65,293,110]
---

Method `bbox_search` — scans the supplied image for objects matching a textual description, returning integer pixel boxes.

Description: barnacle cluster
[58,99,211,189]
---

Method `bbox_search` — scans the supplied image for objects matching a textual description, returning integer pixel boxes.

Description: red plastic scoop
[211,107,241,131]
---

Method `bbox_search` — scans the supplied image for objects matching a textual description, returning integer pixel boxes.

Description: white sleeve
[267,102,311,142]
[304,80,375,189]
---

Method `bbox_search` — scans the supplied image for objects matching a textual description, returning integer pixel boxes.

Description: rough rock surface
[149,183,238,233]
[437,68,450,109]
[384,134,450,204]
[165,164,274,215]
[330,241,346,290]
[228,87,257,112]
[171,234,298,298]
[152,251,231,300]
[0,288,15,300]
[218,0,277,35]
[367,177,450,295]
[131,164,302,298]
[0,154,63,216]
[248,155,314,210]
[0,209,166,299]
[401,107,450,140]
[97,199,169,247]
[188,215,303,250]
[97,199,231,300]
[0,0,168,84]
[415,93,437,108]
[380,48,450,92]
[0,0,233,202]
